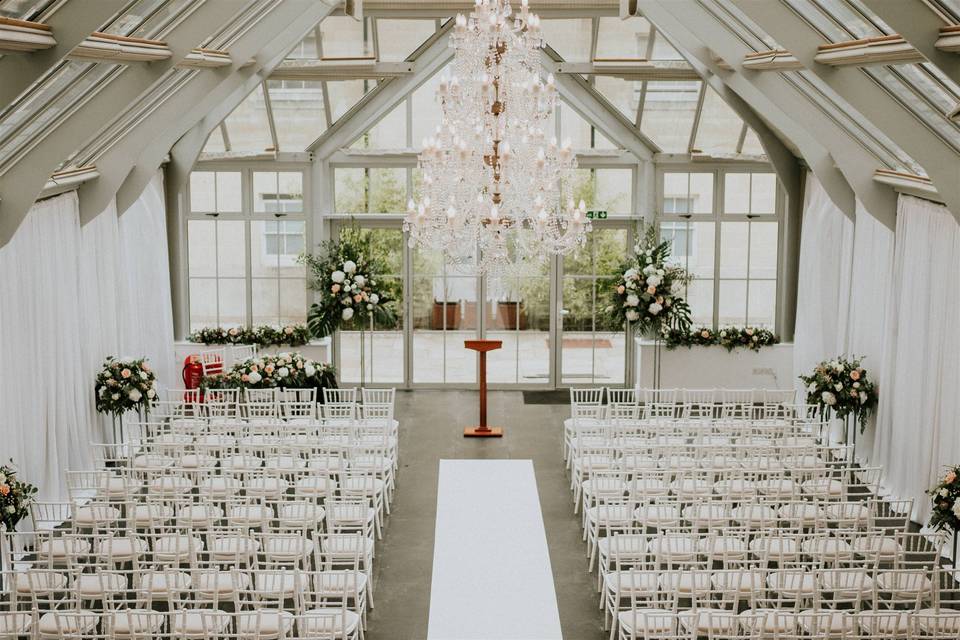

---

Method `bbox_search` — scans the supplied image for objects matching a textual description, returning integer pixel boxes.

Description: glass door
[559,226,632,386]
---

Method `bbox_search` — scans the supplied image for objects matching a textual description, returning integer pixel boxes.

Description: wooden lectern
[464,339,503,437]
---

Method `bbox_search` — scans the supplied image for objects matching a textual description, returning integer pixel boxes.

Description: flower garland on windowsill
[663,326,779,352]
[188,325,311,348]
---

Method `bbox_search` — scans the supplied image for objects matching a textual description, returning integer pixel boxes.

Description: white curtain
[792,174,854,400]
[0,172,175,501]
[872,195,960,523]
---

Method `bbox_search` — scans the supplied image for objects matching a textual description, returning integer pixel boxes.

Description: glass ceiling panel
[639,80,699,154]
[0,0,56,19]
[693,86,743,155]
[594,76,639,122]
[649,30,686,60]
[328,79,375,123]
[559,100,615,151]
[867,66,960,153]
[741,128,765,155]
[595,17,652,60]
[351,100,406,150]
[412,63,447,148]
[931,0,960,22]
[286,29,319,60]
[99,0,194,39]
[320,16,373,59]
[376,19,437,62]
[203,125,226,154]
[799,0,885,39]
[542,19,592,62]
[267,79,327,152]
[204,0,271,50]
[222,83,273,153]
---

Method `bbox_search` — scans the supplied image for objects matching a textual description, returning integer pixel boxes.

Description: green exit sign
[587,210,607,219]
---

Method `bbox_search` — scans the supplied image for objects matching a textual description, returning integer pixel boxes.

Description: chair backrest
[570,387,603,407]
[324,387,357,404]
[198,348,226,377]
[606,387,636,406]
[229,344,257,366]
[362,387,395,406]
[279,388,318,420]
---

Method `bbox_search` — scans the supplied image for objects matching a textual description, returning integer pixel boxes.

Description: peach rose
[331,284,341,293]
[946,471,957,484]
[241,374,250,382]
[0,485,8,496]
[646,286,656,295]
[121,368,131,379]
[850,370,861,381]
[250,364,259,372]
[264,365,275,375]
[616,285,625,295]
[141,362,150,372]
[353,294,363,303]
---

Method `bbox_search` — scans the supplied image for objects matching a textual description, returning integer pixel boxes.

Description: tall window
[187,168,308,329]
[659,169,781,329]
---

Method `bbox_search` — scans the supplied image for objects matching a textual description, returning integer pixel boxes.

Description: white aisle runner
[427,459,563,640]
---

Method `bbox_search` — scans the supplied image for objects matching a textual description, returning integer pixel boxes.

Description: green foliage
[188,325,310,347]
[95,357,157,417]
[300,224,400,338]
[664,326,779,352]
[798,356,877,433]
[928,466,960,533]
[201,353,338,399]
[0,461,37,531]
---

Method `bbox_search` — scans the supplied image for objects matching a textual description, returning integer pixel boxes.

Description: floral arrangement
[0,462,37,531]
[300,226,398,338]
[202,352,338,397]
[95,357,157,416]
[928,466,960,533]
[798,356,877,432]
[665,327,778,351]
[607,225,692,338]
[188,325,310,347]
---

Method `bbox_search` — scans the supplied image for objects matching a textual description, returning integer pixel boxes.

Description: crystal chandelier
[403,0,591,276]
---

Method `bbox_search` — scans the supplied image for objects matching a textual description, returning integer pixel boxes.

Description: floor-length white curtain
[0,172,175,501]
[0,193,99,500]
[793,173,854,400]
[873,195,960,523]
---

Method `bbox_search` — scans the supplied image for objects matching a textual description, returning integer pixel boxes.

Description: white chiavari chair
[204,388,240,419]
[243,388,280,421]
[280,387,318,421]
[324,387,358,405]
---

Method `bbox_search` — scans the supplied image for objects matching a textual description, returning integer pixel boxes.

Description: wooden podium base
[464,426,503,438]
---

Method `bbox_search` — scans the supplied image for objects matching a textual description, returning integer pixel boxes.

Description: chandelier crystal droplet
[403,0,591,276]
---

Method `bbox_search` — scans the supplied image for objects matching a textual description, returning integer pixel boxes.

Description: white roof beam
[639,0,897,226]
[0,0,128,109]
[308,23,455,159]
[741,49,802,71]
[82,1,337,220]
[860,0,960,88]
[541,44,659,160]
[730,0,960,221]
[554,60,701,80]
[0,17,56,53]
[0,0,244,247]
[813,34,923,67]
[271,59,413,80]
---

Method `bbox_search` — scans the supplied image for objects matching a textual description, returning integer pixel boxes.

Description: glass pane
[203,127,226,153]
[268,80,327,151]
[368,168,406,213]
[542,19,592,62]
[719,222,748,279]
[747,279,776,328]
[218,221,247,278]
[559,102,592,150]
[595,76,640,121]
[223,85,273,153]
[218,278,247,328]
[693,87,743,155]
[187,219,216,278]
[252,278,280,326]
[741,128,765,155]
[749,221,779,279]
[561,278,596,384]
[724,173,751,214]
[217,172,241,213]
[253,172,278,214]
[189,278,217,330]
[190,172,215,212]
[689,221,715,279]
[328,80,372,123]
[334,168,366,213]
[595,17,652,60]
[411,66,448,147]
[751,173,777,214]
[640,81,699,153]
[651,30,684,60]
[594,277,625,384]
[687,279,714,326]
[376,19,436,61]
[353,101,407,149]
[718,280,747,326]
[595,169,633,214]
[690,173,714,214]
[320,16,373,58]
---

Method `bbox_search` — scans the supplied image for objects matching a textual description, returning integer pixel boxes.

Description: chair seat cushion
[109,609,165,635]
[617,609,676,633]
[38,610,99,636]
[300,608,361,635]
[171,609,230,637]
[678,608,739,634]
[237,610,295,638]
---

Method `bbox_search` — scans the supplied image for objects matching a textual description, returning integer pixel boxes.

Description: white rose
[139,371,148,380]
[354,275,366,287]
[111,393,120,401]
[648,302,663,315]
[4,506,13,514]
[342,308,354,321]
[369,293,379,304]
[853,382,860,389]
[128,389,142,402]
[625,294,640,307]
[643,265,655,275]
[0,473,8,484]
[98,387,105,397]
[332,270,345,283]
[834,363,843,373]
[147,388,156,399]
[807,383,817,393]
[859,391,868,405]
[834,383,843,392]
[625,310,640,322]
[940,488,950,497]
[646,275,662,287]
[624,268,638,279]
[952,502,960,519]
[304,364,316,377]
[822,391,837,406]
[278,367,289,378]
[343,260,357,274]
[248,371,262,384]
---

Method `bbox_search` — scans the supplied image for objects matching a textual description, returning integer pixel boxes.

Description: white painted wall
[635,338,794,391]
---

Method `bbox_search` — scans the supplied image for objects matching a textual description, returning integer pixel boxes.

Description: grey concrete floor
[365,390,606,640]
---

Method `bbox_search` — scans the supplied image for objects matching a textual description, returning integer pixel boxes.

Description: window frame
[656,163,785,331]
[185,162,312,329]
